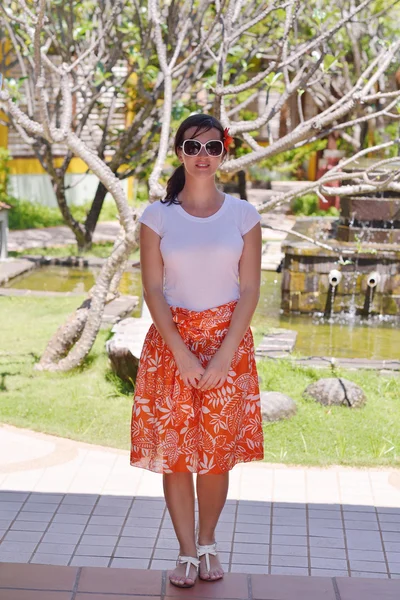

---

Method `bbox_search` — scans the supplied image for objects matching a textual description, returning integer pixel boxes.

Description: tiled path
[2,489,400,578]
[1,425,400,580]
[1,563,400,600]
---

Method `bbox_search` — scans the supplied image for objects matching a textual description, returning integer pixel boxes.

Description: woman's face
[177,126,225,180]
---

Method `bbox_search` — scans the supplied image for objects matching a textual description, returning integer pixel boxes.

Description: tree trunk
[237,169,247,200]
[35,131,138,372]
[233,137,247,200]
[38,298,92,367]
[53,173,87,251]
[84,181,108,248]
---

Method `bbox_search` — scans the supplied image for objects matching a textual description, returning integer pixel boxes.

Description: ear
[176,147,184,163]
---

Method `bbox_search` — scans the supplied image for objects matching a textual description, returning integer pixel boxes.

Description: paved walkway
[1,425,400,580]
[8,222,120,252]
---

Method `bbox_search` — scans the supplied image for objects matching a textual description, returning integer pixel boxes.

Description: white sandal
[169,555,200,588]
[197,542,224,581]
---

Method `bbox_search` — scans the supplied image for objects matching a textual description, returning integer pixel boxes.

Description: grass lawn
[257,360,400,467]
[0,296,133,449]
[1,295,399,467]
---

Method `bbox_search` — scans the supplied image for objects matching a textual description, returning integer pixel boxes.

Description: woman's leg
[196,472,229,580]
[163,472,198,586]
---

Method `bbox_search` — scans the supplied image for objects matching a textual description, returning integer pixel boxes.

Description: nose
[198,145,209,157]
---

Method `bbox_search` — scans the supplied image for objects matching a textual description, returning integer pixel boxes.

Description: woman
[130,113,264,588]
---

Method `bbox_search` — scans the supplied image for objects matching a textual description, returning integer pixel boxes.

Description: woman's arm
[218,222,262,359]
[195,222,262,391]
[139,223,188,358]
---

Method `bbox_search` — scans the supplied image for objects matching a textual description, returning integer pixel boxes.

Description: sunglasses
[180,139,224,157]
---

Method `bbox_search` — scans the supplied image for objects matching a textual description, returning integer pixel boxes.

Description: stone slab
[0,258,35,285]
[101,296,140,327]
[0,288,84,297]
[257,355,400,372]
[255,330,297,357]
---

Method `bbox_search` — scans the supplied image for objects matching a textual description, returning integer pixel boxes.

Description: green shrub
[7,197,64,229]
[252,140,327,181]
[0,148,12,204]
[70,199,119,222]
[7,197,120,230]
[292,193,340,217]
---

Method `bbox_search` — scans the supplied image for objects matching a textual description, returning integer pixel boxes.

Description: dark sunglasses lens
[184,140,201,155]
[206,141,223,156]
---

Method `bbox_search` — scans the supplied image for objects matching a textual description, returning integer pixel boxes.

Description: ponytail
[162,164,185,205]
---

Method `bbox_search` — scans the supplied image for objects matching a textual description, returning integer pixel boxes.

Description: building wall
[8,157,130,207]
[8,173,130,207]
[1,42,135,205]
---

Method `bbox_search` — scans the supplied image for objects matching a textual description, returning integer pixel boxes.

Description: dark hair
[161,113,226,205]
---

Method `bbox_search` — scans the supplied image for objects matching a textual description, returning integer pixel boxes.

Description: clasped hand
[176,347,233,391]
[195,348,232,391]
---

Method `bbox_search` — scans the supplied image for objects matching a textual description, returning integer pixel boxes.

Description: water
[4,266,400,360]
[3,266,143,317]
[253,273,400,360]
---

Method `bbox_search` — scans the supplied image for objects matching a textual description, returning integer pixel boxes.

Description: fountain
[281,185,400,317]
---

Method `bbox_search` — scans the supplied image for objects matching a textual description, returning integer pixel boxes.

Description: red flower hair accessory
[223,127,234,150]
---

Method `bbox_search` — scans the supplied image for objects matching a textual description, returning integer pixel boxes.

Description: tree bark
[53,173,87,251]
[237,169,247,200]
[39,298,91,366]
[84,181,108,248]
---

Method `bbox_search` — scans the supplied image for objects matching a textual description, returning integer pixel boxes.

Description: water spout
[366,272,381,289]
[325,270,342,318]
[362,272,381,317]
[328,269,342,287]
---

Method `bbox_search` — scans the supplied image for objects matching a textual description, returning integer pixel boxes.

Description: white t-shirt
[138,193,261,312]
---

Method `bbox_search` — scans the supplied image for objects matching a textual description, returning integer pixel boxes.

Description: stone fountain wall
[338,196,400,244]
[281,234,400,316]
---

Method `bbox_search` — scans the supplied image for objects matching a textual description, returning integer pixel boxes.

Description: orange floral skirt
[130,299,264,474]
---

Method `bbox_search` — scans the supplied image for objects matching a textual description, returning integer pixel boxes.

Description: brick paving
[1,563,400,599]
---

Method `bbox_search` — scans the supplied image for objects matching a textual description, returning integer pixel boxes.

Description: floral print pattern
[130,299,264,474]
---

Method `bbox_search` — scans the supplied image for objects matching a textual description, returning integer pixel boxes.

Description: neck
[179,174,223,207]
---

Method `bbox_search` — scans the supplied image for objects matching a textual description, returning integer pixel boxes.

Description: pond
[4,266,400,360]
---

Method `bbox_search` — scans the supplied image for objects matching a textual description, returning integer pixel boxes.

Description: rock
[260,391,297,422]
[106,315,150,384]
[304,377,366,408]
[107,342,139,385]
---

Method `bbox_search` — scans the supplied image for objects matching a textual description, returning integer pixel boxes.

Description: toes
[170,573,195,587]
[210,570,223,580]
[170,576,186,587]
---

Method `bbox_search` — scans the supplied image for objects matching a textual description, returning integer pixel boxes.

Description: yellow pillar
[124,72,138,203]
[307,151,318,181]
[0,38,11,151]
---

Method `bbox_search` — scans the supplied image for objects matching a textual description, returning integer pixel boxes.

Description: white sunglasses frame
[180,138,225,157]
